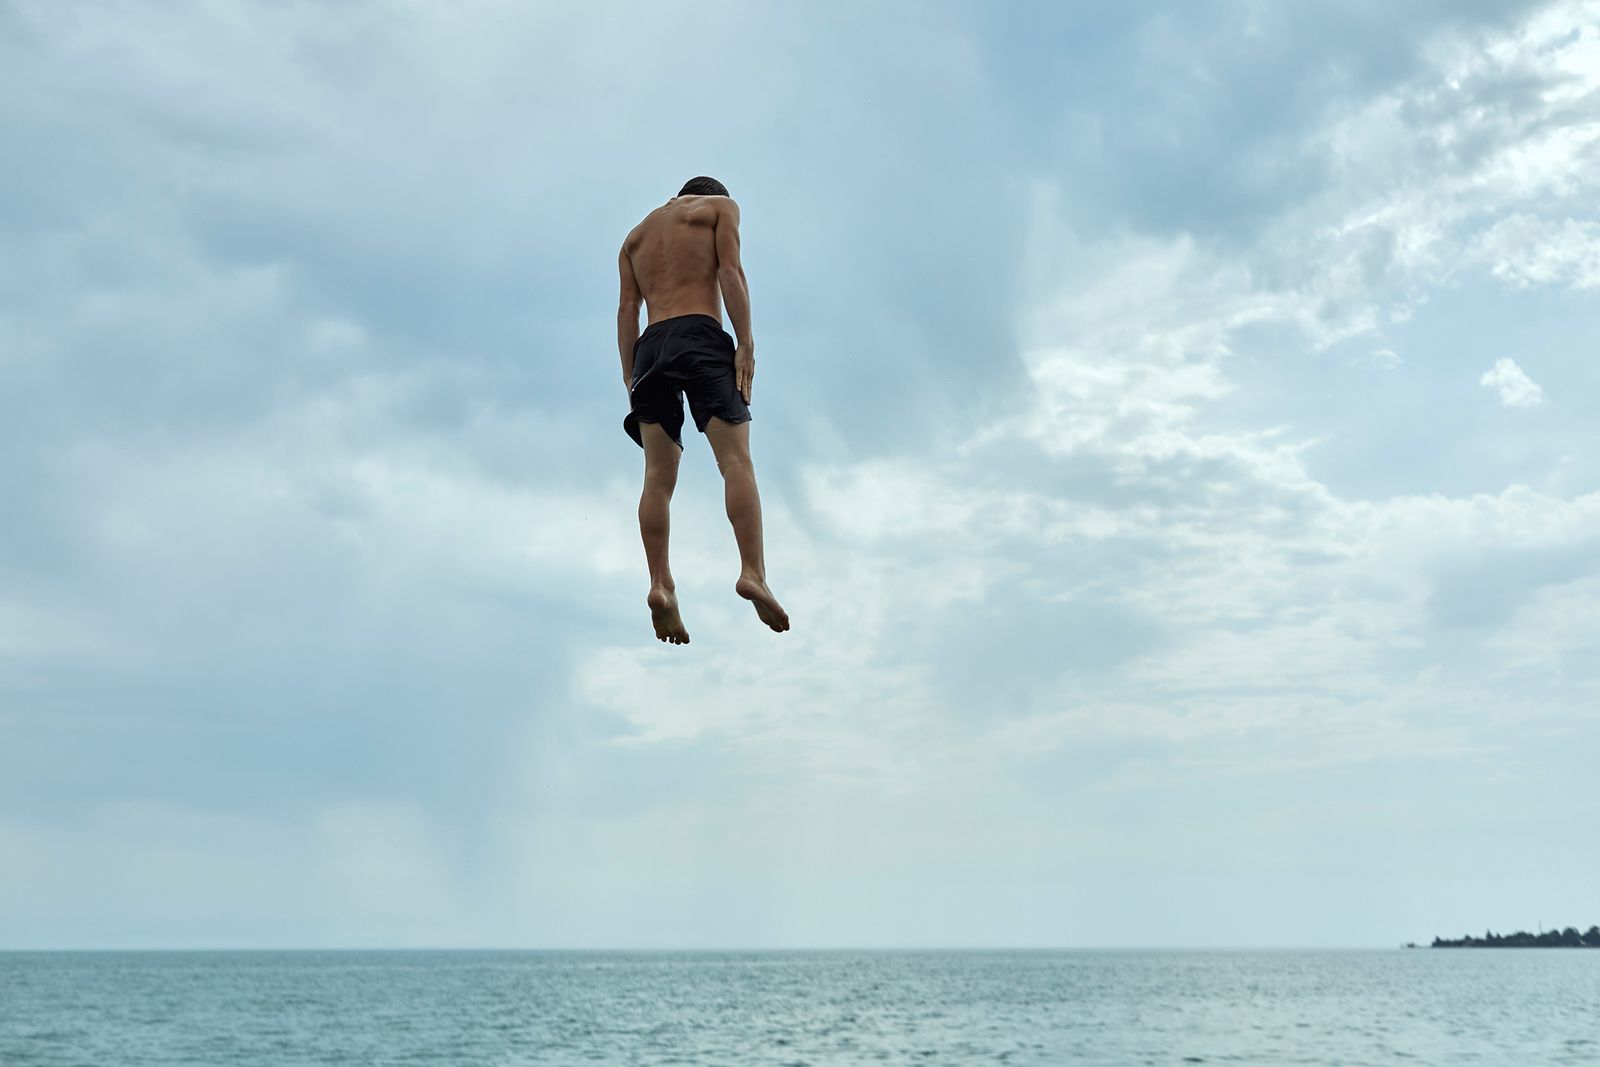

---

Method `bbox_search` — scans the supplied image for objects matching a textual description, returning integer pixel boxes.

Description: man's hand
[735,342,755,404]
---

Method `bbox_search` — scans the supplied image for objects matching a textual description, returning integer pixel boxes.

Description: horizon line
[0,944,1413,954]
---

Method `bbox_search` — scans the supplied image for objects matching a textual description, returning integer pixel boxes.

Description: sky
[2,0,1598,950]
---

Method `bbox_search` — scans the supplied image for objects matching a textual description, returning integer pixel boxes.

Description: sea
[2,949,1597,1065]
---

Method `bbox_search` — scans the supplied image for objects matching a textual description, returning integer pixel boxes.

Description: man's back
[623,194,734,326]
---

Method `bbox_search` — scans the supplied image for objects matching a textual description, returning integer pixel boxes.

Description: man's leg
[639,422,689,644]
[704,417,789,633]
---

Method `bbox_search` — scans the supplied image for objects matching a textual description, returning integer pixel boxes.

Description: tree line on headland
[1429,925,1600,948]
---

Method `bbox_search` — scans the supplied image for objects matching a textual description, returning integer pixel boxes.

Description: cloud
[4,0,1600,949]
[1474,214,1600,289]
[1480,356,1547,407]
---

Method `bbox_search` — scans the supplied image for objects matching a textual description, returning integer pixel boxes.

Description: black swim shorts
[624,313,751,449]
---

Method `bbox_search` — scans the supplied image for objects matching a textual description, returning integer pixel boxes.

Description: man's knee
[643,466,678,494]
[715,450,752,479]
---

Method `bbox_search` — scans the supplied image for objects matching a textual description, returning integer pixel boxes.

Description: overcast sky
[3,0,1598,950]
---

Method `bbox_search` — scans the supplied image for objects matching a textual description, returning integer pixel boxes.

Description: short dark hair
[678,176,728,197]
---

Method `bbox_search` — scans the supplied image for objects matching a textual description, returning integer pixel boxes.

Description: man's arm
[714,199,755,402]
[617,244,643,390]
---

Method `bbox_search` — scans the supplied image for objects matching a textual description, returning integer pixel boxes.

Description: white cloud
[1480,356,1547,407]
[1474,214,1600,289]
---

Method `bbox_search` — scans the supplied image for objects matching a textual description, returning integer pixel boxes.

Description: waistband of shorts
[640,313,722,338]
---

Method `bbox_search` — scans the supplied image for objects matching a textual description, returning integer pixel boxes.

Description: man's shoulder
[701,196,739,231]
[673,196,738,232]
[627,197,739,245]
[684,194,740,217]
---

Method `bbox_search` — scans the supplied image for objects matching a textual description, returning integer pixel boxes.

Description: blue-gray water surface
[3,949,1597,1065]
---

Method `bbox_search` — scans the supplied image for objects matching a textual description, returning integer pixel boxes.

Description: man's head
[678,176,729,198]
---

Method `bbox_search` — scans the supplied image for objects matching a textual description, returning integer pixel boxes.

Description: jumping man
[617,176,790,645]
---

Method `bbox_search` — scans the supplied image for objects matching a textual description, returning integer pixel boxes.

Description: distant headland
[1417,925,1600,948]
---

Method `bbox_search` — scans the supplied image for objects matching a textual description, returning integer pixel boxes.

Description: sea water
[3,948,1597,1065]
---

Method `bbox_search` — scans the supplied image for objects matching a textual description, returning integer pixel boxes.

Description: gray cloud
[3,0,1600,949]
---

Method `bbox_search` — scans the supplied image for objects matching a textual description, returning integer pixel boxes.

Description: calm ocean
[2,948,1596,1065]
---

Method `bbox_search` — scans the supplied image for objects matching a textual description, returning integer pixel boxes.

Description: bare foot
[735,575,790,633]
[647,586,690,645]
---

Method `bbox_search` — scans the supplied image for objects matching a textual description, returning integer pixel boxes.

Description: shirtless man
[617,176,789,644]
